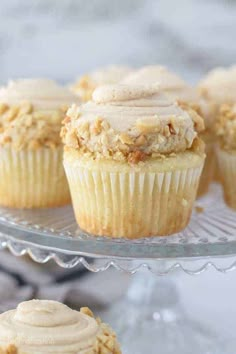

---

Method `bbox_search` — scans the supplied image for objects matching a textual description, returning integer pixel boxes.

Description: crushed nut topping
[135,134,147,146]
[0,102,67,150]
[215,104,236,150]
[178,101,205,132]
[178,97,217,134]
[80,307,121,354]
[71,75,96,102]
[128,150,148,164]
[62,100,205,164]
[80,307,94,318]
[119,133,134,145]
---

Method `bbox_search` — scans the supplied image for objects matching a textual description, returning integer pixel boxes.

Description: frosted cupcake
[199,66,236,182]
[123,66,215,196]
[215,104,236,209]
[71,65,133,102]
[198,66,236,107]
[0,299,121,354]
[62,84,205,238]
[123,66,206,107]
[0,79,77,208]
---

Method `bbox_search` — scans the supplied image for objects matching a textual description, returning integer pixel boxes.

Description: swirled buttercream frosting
[0,300,120,354]
[0,79,78,149]
[71,66,133,101]
[62,84,204,163]
[122,66,214,128]
[85,66,133,86]
[123,66,186,89]
[198,66,236,105]
[0,79,77,110]
[122,66,198,102]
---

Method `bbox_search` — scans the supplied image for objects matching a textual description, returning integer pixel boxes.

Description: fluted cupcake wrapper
[197,142,215,197]
[64,159,204,238]
[216,148,236,209]
[0,147,71,208]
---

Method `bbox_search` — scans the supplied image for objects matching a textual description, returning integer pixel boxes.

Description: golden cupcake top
[62,84,204,164]
[0,79,78,150]
[215,104,236,150]
[199,66,236,105]
[123,65,214,129]
[0,300,121,354]
[71,66,133,102]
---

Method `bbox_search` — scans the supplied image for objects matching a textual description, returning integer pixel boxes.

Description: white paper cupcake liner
[216,148,236,209]
[197,142,215,197]
[64,157,204,238]
[0,147,70,208]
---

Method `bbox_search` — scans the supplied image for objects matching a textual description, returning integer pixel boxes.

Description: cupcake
[62,84,205,238]
[215,104,236,209]
[0,79,78,208]
[123,65,215,197]
[0,299,121,354]
[198,66,236,107]
[199,66,236,182]
[71,65,133,102]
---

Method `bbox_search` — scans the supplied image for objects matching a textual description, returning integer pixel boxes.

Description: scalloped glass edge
[1,233,236,274]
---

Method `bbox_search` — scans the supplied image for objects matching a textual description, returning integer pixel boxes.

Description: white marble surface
[0,0,235,84]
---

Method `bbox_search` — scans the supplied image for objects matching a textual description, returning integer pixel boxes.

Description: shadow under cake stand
[0,184,235,354]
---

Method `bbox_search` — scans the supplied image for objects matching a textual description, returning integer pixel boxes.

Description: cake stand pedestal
[105,270,228,354]
[0,184,235,354]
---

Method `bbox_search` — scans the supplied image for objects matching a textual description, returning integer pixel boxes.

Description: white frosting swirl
[0,79,78,110]
[123,65,186,89]
[123,65,216,129]
[64,84,203,160]
[88,65,133,85]
[199,66,236,104]
[0,300,99,353]
[81,84,194,133]
[122,65,200,104]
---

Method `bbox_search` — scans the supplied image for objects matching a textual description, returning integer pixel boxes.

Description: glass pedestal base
[105,271,230,354]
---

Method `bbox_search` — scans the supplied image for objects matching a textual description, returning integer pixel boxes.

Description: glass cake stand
[0,184,236,354]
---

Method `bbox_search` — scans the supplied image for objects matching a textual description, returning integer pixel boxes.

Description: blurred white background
[0,0,235,84]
